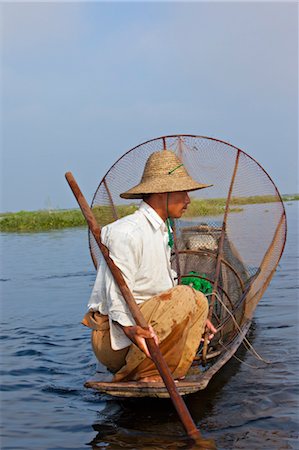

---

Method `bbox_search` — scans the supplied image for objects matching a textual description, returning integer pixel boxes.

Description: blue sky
[1,1,298,212]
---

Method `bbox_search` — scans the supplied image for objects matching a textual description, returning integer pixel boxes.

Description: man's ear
[157,193,167,200]
[157,193,168,208]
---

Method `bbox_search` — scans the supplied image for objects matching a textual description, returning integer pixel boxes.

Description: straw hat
[120,150,212,199]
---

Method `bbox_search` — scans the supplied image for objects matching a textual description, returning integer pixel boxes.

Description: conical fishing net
[89,135,286,348]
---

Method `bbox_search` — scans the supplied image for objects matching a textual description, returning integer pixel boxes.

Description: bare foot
[138,375,163,382]
[138,375,185,383]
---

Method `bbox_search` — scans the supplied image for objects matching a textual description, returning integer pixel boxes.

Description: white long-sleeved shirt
[88,201,176,350]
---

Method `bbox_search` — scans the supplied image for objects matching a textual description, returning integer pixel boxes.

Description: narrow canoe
[84,319,251,398]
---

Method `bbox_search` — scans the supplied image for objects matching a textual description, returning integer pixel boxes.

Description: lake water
[1,202,298,450]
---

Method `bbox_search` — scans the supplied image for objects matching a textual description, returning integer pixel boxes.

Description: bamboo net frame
[88,135,287,362]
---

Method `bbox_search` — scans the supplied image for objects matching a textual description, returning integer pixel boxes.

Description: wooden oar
[65,171,216,449]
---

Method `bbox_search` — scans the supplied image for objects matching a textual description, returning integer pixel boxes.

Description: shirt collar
[139,201,167,232]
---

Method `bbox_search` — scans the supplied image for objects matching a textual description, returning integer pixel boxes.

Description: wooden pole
[202,150,240,365]
[65,172,216,448]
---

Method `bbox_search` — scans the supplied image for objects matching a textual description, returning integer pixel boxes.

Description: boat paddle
[65,171,216,449]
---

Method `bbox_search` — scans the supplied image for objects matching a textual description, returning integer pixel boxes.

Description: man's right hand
[122,324,159,358]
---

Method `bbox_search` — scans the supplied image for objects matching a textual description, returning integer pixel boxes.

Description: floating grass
[1,194,297,232]
[0,209,86,232]
[231,194,299,204]
[185,199,242,217]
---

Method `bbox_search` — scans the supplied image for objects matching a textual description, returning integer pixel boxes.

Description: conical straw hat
[120,150,212,199]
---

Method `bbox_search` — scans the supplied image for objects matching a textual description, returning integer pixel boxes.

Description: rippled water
[1,202,298,450]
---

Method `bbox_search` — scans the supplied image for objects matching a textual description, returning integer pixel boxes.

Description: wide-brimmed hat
[120,150,212,199]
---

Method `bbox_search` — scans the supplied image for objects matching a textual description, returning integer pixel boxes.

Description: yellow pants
[82,285,208,382]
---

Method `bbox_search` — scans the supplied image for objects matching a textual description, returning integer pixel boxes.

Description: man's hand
[121,324,159,358]
[204,319,218,341]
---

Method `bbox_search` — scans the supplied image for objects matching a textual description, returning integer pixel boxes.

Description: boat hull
[84,319,252,398]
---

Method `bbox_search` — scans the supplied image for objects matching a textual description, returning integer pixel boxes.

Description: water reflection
[0,203,297,450]
[87,317,299,449]
[87,330,255,449]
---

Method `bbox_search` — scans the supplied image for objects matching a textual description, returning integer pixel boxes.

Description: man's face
[166,191,191,218]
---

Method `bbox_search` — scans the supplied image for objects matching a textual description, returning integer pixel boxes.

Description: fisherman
[82,150,216,382]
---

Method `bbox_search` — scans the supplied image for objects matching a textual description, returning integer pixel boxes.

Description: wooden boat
[84,135,286,398]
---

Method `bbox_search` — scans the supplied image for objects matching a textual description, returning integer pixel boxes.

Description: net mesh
[89,135,286,344]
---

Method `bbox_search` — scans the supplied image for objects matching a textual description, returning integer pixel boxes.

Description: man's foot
[138,375,185,383]
[138,375,163,382]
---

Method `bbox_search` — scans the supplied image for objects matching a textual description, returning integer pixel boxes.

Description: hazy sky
[1,1,298,212]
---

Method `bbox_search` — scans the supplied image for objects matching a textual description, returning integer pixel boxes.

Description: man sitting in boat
[82,150,216,382]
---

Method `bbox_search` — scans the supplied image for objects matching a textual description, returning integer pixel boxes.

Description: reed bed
[1,194,297,232]
[0,209,85,232]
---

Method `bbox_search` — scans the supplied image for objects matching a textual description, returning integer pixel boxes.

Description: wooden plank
[84,380,207,398]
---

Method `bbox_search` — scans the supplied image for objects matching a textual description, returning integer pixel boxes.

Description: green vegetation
[0,209,86,232]
[185,194,299,217]
[184,194,299,217]
[282,194,299,202]
[1,194,297,232]
[185,199,242,217]
[92,204,138,226]
[0,205,139,232]
[231,194,299,205]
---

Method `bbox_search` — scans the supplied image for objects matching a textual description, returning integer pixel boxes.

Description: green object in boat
[181,271,213,295]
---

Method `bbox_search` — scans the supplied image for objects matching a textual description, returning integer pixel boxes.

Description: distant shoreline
[0,194,298,233]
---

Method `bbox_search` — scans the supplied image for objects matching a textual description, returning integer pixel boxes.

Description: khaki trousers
[82,285,208,382]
